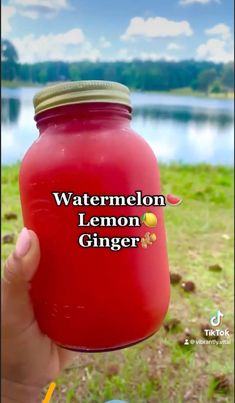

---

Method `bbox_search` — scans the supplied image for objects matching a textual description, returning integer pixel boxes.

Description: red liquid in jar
[19,98,170,351]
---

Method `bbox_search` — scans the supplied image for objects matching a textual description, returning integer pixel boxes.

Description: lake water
[1,87,234,166]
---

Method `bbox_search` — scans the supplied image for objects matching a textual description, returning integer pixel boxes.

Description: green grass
[131,86,233,99]
[1,163,234,403]
[168,87,234,99]
[1,80,42,88]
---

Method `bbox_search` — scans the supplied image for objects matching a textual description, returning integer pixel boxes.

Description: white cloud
[138,52,177,61]
[9,0,70,19]
[167,42,182,50]
[111,49,177,62]
[205,23,232,40]
[121,16,193,40]
[199,23,234,62]
[107,48,133,62]
[196,38,234,63]
[18,9,38,19]
[53,29,85,45]
[118,49,129,59]
[2,5,16,35]
[179,0,220,5]
[12,29,102,63]
[99,36,111,48]
[10,0,69,9]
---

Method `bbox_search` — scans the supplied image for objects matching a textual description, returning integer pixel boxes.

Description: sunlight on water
[1,87,234,166]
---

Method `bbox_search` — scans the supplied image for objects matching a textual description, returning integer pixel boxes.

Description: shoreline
[2,81,234,100]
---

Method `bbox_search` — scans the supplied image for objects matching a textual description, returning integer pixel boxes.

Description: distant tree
[38,65,48,83]
[1,39,18,63]
[1,39,19,80]
[221,62,234,91]
[19,64,32,82]
[210,80,222,94]
[2,51,226,93]
[69,64,81,81]
[196,68,217,93]
[191,79,198,90]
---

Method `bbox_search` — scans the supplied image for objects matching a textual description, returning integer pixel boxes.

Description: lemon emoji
[141,211,157,227]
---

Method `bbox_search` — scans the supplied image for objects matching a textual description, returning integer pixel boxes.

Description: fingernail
[15,227,31,258]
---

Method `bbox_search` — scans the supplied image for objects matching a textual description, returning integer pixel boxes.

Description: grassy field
[168,87,234,99]
[1,164,234,403]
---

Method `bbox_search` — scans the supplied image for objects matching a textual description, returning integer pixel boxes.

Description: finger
[2,228,40,334]
[57,346,78,370]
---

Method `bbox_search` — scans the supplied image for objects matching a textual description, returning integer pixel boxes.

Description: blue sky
[2,0,234,63]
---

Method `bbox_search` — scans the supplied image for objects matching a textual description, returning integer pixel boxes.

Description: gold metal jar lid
[33,80,131,115]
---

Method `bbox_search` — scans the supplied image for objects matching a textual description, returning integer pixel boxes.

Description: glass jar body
[19,103,170,351]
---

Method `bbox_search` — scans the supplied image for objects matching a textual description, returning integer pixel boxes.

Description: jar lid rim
[33,80,132,115]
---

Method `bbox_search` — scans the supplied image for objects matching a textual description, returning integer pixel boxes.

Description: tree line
[1,39,234,93]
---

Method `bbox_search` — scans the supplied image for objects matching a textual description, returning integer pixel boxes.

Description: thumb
[2,228,40,335]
